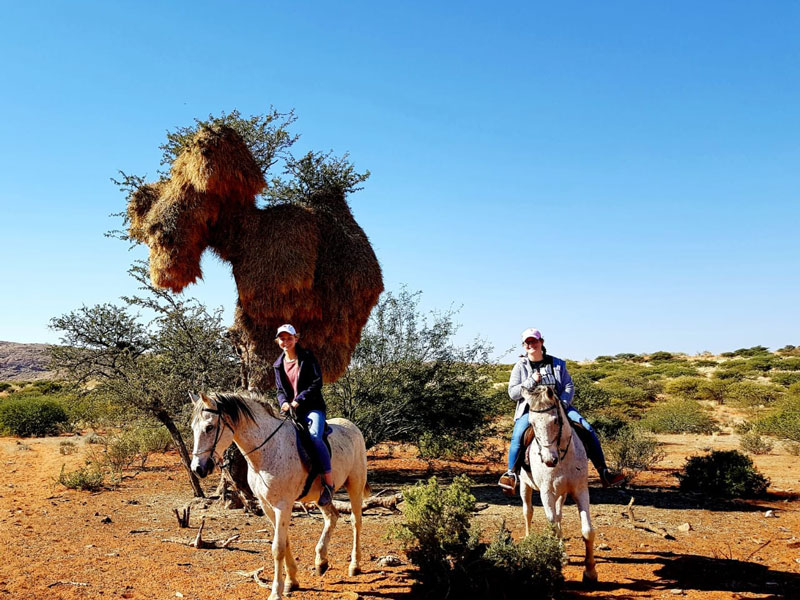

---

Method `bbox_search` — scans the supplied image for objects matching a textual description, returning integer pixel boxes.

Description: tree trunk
[154,409,205,498]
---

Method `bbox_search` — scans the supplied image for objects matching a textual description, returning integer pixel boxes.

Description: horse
[188,391,368,600]
[518,384,597,583]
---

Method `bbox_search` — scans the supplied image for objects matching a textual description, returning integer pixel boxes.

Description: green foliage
[57,464,105,491]
[588,414,629,441]
[676,450,770,498]
[597,373,660,414]
[665,376,707,400]
[777,345,799,355]
[392,475,477,579]
[713,359,754,381]
[393,477,565,598]
[481,523,566,598]
[724,381,783,407]
[0,396,69,437]
[0,382,12,392]
[780,357,800,371]
[646,362,699,378]
[606,425,664,475]
[648,351,675,361]
[639,399,717,434]
[721,346,770,358]
[694,359,719,367]
[753,395,800,442]
[325,288,500,455]
[739,431,773,455]
[571,372,611,414]
[771,372,800,387]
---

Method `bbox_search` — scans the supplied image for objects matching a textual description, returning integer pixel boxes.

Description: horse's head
[189,392,236,478]
[522,384,563,467]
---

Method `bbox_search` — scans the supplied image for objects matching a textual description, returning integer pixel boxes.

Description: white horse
[189,392,368,600]
[518,384,597,583]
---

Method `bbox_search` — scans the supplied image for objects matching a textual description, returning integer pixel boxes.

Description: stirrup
[601,469,625,488]
[498,471,518,497]
[318,482,334,506]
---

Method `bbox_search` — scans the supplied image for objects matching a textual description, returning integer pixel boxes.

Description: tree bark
[154,409,205,497]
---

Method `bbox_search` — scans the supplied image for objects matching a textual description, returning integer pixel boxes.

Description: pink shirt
[283,356,300,397]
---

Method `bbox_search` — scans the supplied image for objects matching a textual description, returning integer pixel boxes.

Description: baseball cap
[275,324,297,337]
[520,328,542,343]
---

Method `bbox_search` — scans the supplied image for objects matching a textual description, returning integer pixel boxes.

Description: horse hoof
[315,561,329,576]
[348,564,361,576]
[582,571,598,585]
[283,580,300,593]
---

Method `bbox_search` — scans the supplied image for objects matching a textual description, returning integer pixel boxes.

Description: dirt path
[0,432,798,599]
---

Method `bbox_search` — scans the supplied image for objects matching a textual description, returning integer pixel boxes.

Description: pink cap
[520,328,542,343]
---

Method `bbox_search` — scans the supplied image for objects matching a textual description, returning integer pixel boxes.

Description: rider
[498,327,625,496]
[273,324,335,506]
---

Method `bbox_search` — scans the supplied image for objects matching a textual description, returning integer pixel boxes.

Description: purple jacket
[508,354,574,420]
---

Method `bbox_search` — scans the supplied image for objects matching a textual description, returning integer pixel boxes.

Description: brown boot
[600,468,625,488]
[498,471,518,497]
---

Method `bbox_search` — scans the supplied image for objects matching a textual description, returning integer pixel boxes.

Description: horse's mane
[522,385,559,412]
[193,391,281,425]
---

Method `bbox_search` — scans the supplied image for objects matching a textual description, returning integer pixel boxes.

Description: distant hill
[0,341,55,381]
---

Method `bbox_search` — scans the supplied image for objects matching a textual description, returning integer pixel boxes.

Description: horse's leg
[269,505,291,600]
[261,502,299,593]
[520,479,534,537]
[575,488,597,583]
[315,501,339,575]
[344,477,365,576]
[539,489,562,538]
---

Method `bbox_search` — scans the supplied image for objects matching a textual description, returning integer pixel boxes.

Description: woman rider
[498,327,624,496]
[274,324,335,506]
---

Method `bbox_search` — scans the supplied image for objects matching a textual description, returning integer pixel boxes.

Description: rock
[677,523,692,532]
[670,589,684,595]
[764,510,776,518]
[596,543,611,551]
[377,555,403,567]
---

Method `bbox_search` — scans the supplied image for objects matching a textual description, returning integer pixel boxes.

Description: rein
[194,407,291,471]
[529,395,572,464]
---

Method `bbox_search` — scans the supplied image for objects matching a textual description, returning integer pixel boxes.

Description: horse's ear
[188,392,200,406]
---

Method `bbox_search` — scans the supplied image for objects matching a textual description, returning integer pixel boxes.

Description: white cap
[520,328,542,343]
[275,324,297,337]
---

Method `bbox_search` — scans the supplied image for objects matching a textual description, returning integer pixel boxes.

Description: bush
[753,395,800,442]
[676,450,769,498]
[57,464,105,491]
[0,396,69,436]
[481,523,565,598]
[0,382,12,392]
[607,426,664,475]
[771,372,800,387]
[392,475,478,583]
[393,477,565,598]
[739,431,773,455]
[648,351,674,361]
[665,376,707,401]
[725,381,783,407]
[571,373,611,414]
[597,374,660,414]
[646,362,699,379]
[722,346,770,358]
[589,414,629,441]
[639,399,716,434]
[59,440,78,455]
[100,425,174,471]
[780,357,800,371]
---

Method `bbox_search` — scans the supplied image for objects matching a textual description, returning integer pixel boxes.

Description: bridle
[192,405,291,471]
[528,388,572,465]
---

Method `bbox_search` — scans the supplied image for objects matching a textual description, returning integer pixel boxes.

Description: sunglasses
[523,339,541,346]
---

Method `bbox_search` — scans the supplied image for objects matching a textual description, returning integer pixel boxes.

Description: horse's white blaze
[190,393,367,599]
[518,385,597,583]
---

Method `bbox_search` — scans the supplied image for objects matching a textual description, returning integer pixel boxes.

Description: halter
[193,406,291,471]
[528,389,573,464]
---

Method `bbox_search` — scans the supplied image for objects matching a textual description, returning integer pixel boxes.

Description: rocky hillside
[0,341,55,381]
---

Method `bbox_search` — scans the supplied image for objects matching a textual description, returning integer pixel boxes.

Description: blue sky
[1,1,798,361]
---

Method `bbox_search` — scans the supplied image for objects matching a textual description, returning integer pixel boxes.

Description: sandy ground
[0,429,798,600]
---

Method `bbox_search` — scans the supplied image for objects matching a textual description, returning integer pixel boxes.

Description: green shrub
[739,431,773,455]
[0,382,12,392]
[665,376,707,401]
[694,359,719,367]
[771,372,800,387]
[714,359,754,381]
[589,414,629,441]
[639,399,716,434]
[481,523,565,598]
[784,441,800,456]
[724,381,783,407]
[0,396,69,436]
[780,357,800,371]
[676,450,769,498]
[597,374,660,414]
[753,395,800,442]
[648,351,674,361]
[722,346,770,358]
[392,475,478,584]
[572,373,611,414]
[57,464,105,491]
[102,425,173,471]
[607,426,664,475]
[747,356,780,372]
[393,477,566,597]
[646,362,699,379]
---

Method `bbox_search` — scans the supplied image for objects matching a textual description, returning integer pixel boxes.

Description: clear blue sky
[1,1,798,361]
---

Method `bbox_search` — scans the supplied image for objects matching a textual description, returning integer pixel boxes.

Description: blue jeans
[507,404,608,475]
[306,410,332,474]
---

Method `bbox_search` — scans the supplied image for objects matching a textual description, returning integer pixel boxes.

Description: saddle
[290,414,333,499]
